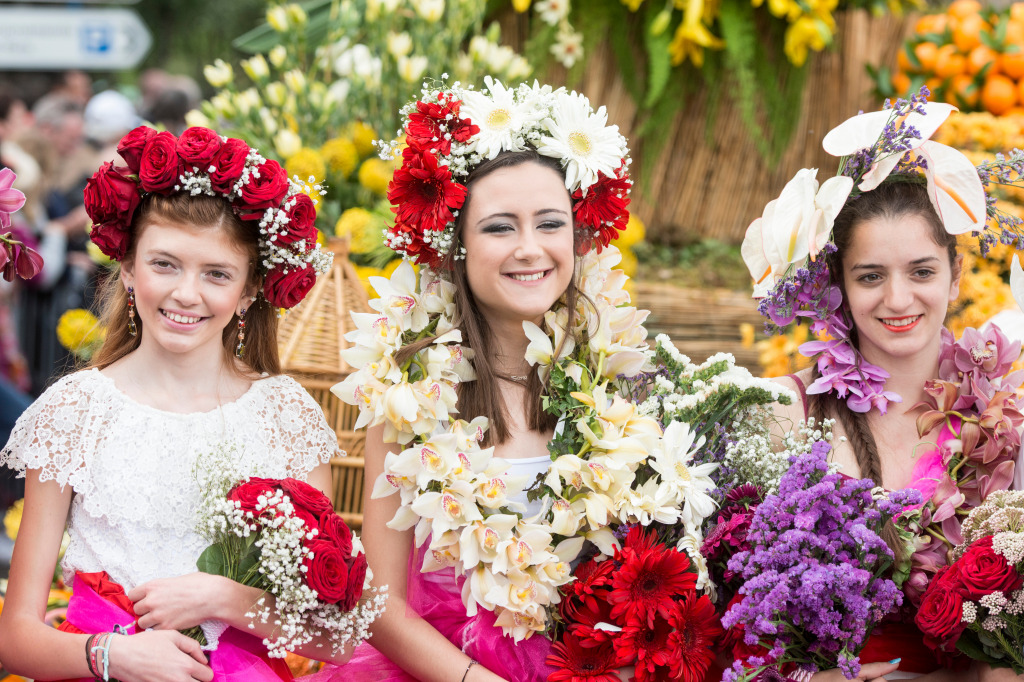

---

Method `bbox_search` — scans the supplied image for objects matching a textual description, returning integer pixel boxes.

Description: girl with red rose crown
[0,125,346,682]
[304,78,636,682]
[744,92,1024,681]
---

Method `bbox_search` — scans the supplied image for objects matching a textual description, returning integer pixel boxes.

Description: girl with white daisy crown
[0,126,348,682]
[312,79,638,682]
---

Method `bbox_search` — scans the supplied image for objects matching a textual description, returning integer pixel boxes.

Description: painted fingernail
[888,658,901,665]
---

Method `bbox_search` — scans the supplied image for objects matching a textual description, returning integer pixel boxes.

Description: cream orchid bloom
[388,434,463,488]
[493,605,547,642]
[459,515,518,567]
[411,481,484,536]
[369,261,428,332]
[822,102,956,191]
[548,498,584,536]
[741,168,854,297]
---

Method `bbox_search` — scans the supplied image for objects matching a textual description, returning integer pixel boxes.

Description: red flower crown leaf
[84,125,331,309]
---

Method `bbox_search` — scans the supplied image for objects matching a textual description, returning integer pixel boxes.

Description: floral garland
[83,125,333,309]
[379,78,632,267]
[333,246,727,639]
[742,88,1024,413]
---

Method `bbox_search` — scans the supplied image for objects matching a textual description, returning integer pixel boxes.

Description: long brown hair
[806,179,959,483]
[397,150,591,445]
[90,193,281,375]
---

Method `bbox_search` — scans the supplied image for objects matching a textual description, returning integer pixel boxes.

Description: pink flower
[0,168,26,230]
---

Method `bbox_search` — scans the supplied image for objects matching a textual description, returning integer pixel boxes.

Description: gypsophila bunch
[724,416,837,496]
[721,442,921,681]
[191,445,386,657]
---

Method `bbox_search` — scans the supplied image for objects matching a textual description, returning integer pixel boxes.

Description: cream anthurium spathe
[1012,255,1024,312]
[741,168,853,297]
[822,101,956,191]
[914,140,987,234]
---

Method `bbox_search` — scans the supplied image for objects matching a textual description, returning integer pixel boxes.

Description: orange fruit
[951,73,981,107]
[953,14,990,52]
[933,44,967,78]
[1004,105,1024,116]
[897,46,914,73]
[966,44,998,74]
[915,13,949,35]
[1000,50,1024,79]
[1005,19,1024,47]
[892,70,912,95]
[982,74,1018,114]
[1012,3,1024,23]
[948,0,982,20]
[1017,79,1024,109]
[914,41,940,73]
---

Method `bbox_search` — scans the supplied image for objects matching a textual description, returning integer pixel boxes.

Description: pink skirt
[309,548,556,681]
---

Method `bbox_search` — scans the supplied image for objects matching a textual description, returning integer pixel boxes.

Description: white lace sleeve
[0,372,96,491]
[264,376,343,478]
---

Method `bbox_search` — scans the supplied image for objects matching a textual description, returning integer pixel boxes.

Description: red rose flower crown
[83,125,333,309]
[380,77,632,267]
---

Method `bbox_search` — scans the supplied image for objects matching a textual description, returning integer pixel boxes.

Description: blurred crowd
[0,69,202,508]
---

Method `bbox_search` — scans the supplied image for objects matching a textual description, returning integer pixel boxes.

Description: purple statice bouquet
[721,442,921,681]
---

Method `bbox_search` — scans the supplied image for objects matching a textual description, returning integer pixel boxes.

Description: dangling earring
[126,286,138,337]
[235,308,247,358]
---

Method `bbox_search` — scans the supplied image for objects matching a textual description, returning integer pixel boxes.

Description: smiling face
[841,212,961,366]
[120,218,254,360]
[460,160,575,329]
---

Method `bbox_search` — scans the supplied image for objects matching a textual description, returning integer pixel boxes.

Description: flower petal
[917,141,986,234]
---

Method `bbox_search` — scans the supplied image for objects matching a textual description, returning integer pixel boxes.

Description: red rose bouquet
[192,453,387,658]
[915,490,1024,672]
[546,526,722,682]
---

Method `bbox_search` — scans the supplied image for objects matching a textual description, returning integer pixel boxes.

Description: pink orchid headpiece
[0,168,43,282]
[742,88,1024,414]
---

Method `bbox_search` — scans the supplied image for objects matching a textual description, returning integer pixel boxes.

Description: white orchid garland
[332,245,721,639]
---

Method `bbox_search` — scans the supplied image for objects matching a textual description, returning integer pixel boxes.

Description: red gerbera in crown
[83,125,332,309]
[381,77,632,267]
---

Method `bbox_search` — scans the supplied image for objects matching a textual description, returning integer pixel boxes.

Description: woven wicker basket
[277,239,369,528]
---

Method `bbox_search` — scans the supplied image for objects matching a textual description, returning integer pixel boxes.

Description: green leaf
[643,10,675,108]
[196,542,231,577]
[232,0,334,54]
[958,631,1005,665]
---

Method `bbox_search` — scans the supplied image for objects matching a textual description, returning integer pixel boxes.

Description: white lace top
[0,368,340,591]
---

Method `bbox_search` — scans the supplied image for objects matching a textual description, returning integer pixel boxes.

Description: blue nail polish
[888,658,901,665]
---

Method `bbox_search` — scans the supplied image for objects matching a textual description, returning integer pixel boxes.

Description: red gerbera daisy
[673,594,723,682]
[561,558,615,623]
[387,146,467,235]
[383,221,445,269]
[572,166,631,249]
[406,94,479,155]
[615,609,680,680]
[546,632,621,682]
[609,539,695,626]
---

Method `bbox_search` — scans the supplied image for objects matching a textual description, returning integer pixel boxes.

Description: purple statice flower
[721,442,921,681]
[758,245,840,335]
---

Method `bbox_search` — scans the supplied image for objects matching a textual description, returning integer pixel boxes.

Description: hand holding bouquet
[722,442,921,680]
[193,453,387,658]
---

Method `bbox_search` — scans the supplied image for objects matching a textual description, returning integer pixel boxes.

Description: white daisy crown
[380,77,633,267]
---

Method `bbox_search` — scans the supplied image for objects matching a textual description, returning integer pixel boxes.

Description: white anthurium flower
[460,77,542,160]
[822,102,956,191]
[493,604,547,642]
[741,168,854,298]
[914,140,987,234]
[1011,255,1024,311]
[537,90,625,193]
[459,515,518,567]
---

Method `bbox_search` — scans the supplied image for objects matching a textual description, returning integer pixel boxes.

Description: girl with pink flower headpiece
[0,125,347,681]
[747,91,1024,681]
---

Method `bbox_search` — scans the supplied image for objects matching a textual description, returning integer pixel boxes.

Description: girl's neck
[487,317,534,373]
[861,338,941,413]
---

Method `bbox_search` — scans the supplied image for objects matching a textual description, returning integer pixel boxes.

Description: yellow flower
[354,264,385,296]
[668,0,724,67]
[513,0,532,11]
[612,214,646,249]
[56,309,105,359]
[616,249,638,278]
[622,0,646,9]
[285,3,307,26]
[283,69,307,93]
[347,122,378,159]
[336,207,384,254]
[274,128,303,159]
[268,45,288,69]
[267,5,290,32]
[4,498,23,540]
[203,59,233,88]
[358,158,395,196]
[783,15,832,67]
[86,240,113,266]
[321,138,359,178]
[740,323,755,348]
[285,148,327,184]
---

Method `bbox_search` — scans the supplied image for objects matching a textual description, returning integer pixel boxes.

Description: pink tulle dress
[311,455,557,682]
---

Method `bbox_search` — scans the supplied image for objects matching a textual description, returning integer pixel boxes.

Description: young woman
[317,81,635,682]
[746,97,1024,682]
[0,125,345,681]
